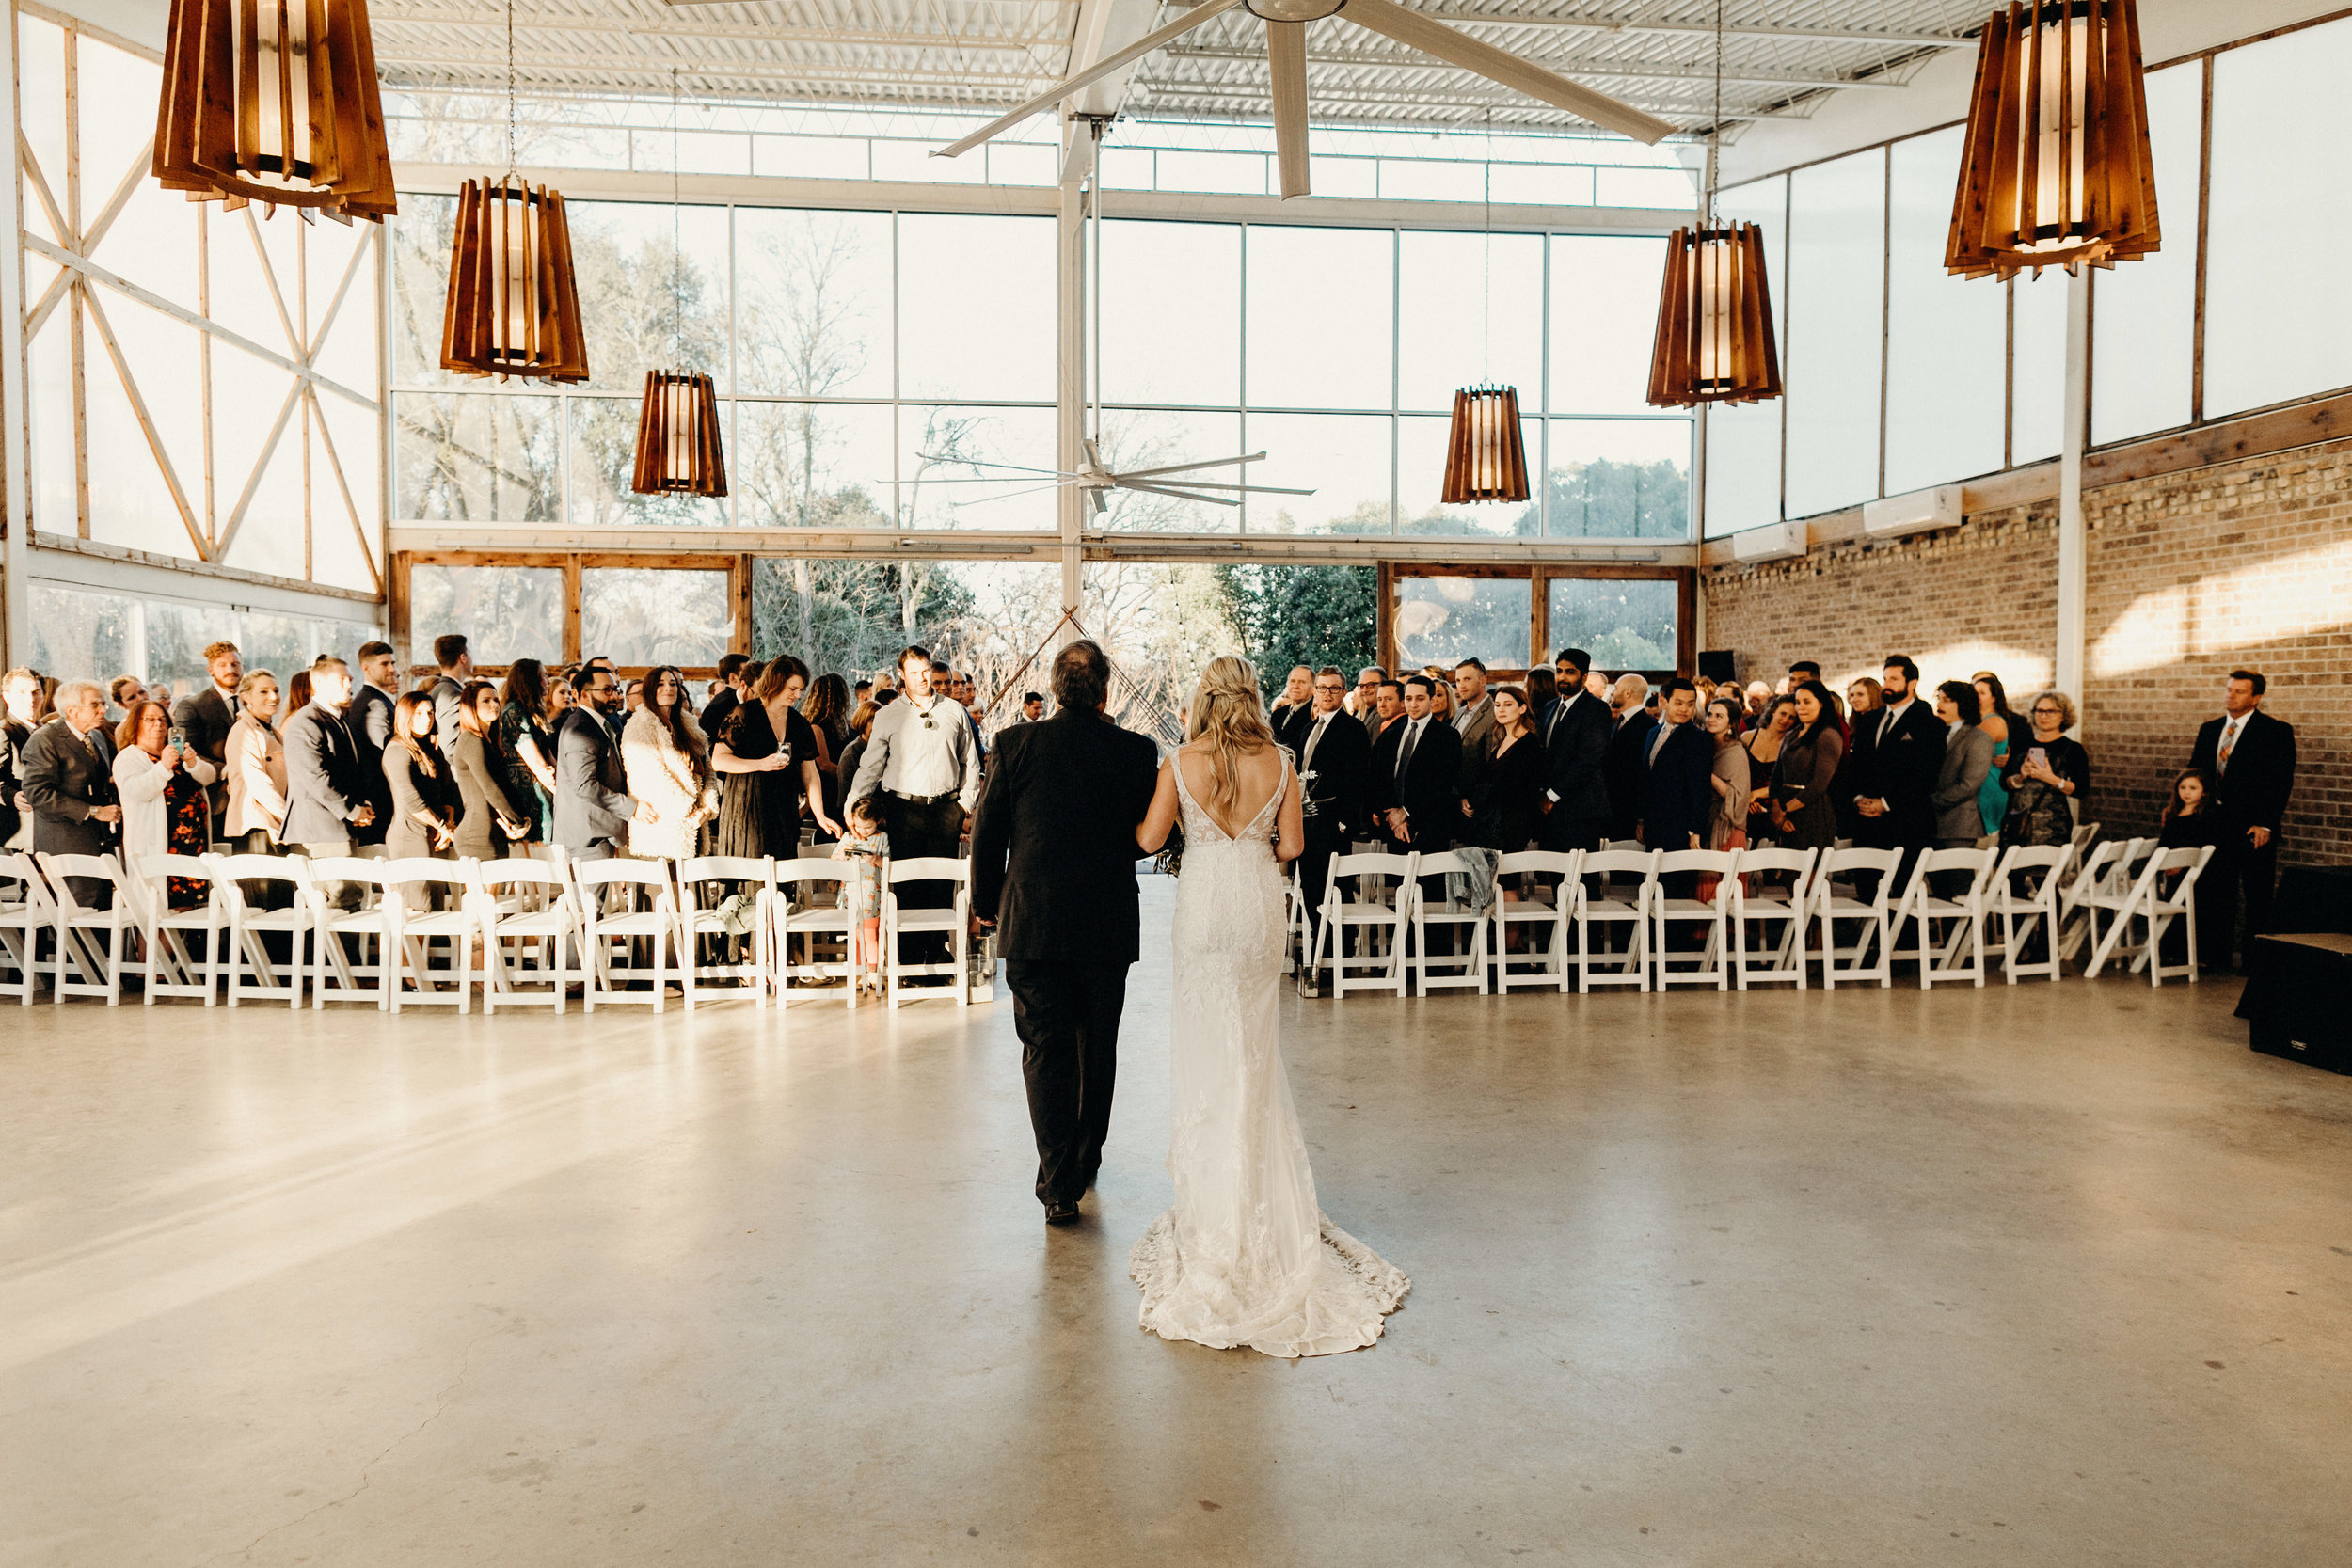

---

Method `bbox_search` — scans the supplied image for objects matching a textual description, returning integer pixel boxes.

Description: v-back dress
[1129,750,1409,1358]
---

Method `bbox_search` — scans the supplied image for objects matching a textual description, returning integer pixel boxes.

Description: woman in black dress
[1463,684,1543,852]
[801,672,853,845]
[495,658,556,843]
[711,656,837,859]
[1769,682,1845,851]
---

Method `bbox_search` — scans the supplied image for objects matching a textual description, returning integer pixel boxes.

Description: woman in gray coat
[1930,681,1995,893]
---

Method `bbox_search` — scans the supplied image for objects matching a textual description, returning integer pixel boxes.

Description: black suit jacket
[1638,721,1714,851]
[968,708,1159,965]
[1271,701,1318,759]
[172,687,236,813]
[1864,700,1947,844]
[1295,706,1372,842]
[701,689,741,742]
[1538,691,1613,839]
[2189,710,2296,836]
[1601,710,1657,838]
[20,721,119,857]
[0,717,30,844]
[1369,715,1463,847]
[349,684,398,843]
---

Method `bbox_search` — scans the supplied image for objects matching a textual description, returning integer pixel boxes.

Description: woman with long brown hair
[623,665,718,859]
[382,691,457,859]
[450,679,529,860]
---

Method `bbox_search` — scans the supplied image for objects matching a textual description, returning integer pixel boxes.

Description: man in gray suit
[428,634,473,743]
[552,666,648,859]
[281,658,379,907]
[20,681,123,906]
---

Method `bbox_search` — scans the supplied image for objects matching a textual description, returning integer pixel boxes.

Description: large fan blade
[1118,479,1316,495]
[1112,451,1267,480]
[1341,0,1675,145]
[1117,482,1245,506]
[1266,21,1312,199]
[934,0,1248,160]
[916,454,1084,478]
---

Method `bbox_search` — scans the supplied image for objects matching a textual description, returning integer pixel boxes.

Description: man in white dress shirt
[851,644,984,952]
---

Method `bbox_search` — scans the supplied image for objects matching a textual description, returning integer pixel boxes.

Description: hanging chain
[505,0,516,175]
[672,67,683,366]
[1708,0,1723,226]
[1482,106,1493,385]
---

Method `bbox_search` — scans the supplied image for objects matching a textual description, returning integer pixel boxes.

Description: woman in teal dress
[1973,671,2018,837]
[495,657,557,843]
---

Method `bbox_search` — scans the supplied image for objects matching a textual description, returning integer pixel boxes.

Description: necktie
[1305,714,1329,769]
[1648,723,1671,767]
[2217,721,2237,773]
[1396,720,1419,779]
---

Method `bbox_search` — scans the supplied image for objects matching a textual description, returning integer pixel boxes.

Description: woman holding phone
[112,699,216,907]
[1997,689,2090,851]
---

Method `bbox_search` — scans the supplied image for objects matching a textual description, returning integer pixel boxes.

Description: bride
[1130,656,1408,1358]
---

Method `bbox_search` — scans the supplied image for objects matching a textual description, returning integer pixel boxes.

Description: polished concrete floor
[5,879,2350,1566]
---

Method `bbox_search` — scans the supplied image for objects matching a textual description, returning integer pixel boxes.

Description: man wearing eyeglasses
[852,644,984,956]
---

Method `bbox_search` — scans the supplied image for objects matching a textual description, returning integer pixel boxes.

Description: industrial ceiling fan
[932,0,1677,198]
[921,441,1315,514]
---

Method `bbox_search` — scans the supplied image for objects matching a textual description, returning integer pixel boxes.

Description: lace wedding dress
[1130,751,1408,1358]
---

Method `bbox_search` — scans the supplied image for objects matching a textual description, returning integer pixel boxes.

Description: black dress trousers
[1005,958,1130,1207]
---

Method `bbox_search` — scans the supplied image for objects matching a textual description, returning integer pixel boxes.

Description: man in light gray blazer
[1930,679,1996,895]
[552,666,646,859]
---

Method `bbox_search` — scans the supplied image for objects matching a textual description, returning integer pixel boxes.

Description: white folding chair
[1490,849,1578,993]
[1311,849,1414,999]
[2075,838,2159,976]
[1405,849,1490,995]
[0,851,54,1005]
[574,858,683,1012]
[1650,848,1738,990]
[469,860,584,1013]
[1731,847,1818,990]
[36,852,134,1006]
[776,859,860,1005]
[1810,846,1901,989]
[1571,848,1657,992]
[2070,820,2101,860]
[2133,845,2214,986]
[306,857,401,1009]
[373,858,478,1013]
[132,853,229,1005]
[215,853,317,1008]
[882,855,971,1007]
[1888,847,1998,989]
[1989,844,2070,984]
[676,855,775,1010]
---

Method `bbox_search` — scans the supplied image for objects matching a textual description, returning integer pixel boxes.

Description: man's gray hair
[53,680,104,712]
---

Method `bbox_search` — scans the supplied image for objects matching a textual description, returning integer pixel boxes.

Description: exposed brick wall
[1702,436,2352,865]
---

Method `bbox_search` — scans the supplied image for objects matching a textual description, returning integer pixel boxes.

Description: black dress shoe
[1044,1199,1082,1226]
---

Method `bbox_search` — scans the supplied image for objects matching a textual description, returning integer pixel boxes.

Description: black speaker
[1698,649,1737,684]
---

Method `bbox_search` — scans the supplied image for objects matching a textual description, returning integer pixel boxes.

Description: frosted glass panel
[1545,419,1690,540]
[580,569,732,667]
[1100,220,1241,407]
[2011,270,2068,465]
[735,208,894,399]
[1245,227,1393,411]
[1089,410,1245,533]
[1548,234,1669,418]
[896,404,1059,530]
[1393,575,1532,670]
[898,214,1057,401]
[563,200,733,396]
[2090,63,2201,443]
[734,401,896,529]
[1784,149,1884,517]
[1396,231,1542,415]
[1243,413,1392,533]
[2205,22,2352,417]
[1549,578,1677,672]
[408,567,564,669]
[1884,128,2005,493]
[1700,176,1786,536]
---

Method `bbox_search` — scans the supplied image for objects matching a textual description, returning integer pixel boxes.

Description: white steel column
[1056,160,1087,620]
[0,9,29,664]
[2055,268,2090,727]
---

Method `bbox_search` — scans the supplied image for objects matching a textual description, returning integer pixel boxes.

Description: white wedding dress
[1129,750,1408,1358]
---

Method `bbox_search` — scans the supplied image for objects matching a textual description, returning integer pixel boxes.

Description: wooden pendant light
[439,176,590,383]
[632,372,727,498]
[1646,223,1782,407]
[152,0,398,221]
[1947,0,2161,279]
[1441,386,1531,504]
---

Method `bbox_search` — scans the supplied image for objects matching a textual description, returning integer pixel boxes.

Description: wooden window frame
[1378,560,1695,684]
[389,548,753,679]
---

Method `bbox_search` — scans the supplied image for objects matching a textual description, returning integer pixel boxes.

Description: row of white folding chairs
[0,846,980,1012]
[1289,834,2212,997]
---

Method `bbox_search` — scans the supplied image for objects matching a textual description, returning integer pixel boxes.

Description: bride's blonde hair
[1184,655,1277,814]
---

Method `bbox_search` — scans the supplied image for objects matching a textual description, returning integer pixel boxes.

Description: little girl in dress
[831,796,889,995]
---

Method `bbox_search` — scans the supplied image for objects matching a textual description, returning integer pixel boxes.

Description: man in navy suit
[1851,654,1946,901]
[2187,669,2297,971]
[1538,646,1613,853]
[1640,678,1715,916]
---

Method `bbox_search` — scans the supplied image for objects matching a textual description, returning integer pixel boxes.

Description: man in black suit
[19,682,123,906]
[1269,665,1317,754]
[2188,669,2297,971]
[969,641,1159,1227]
[351,641,401,846]
[1600,674,1657,844]
[701,653,749,742]
[1851,654,1946,899]
[1292,666,1372,981]
[551,666,646,860]
[1539,647,1613,853]
[1370,673,1462,853]
[1,665,41,847]
[170,639,243,818]
[1639,678,1714,857]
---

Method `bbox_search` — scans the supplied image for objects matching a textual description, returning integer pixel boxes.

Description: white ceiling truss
[366,0,1991,136]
